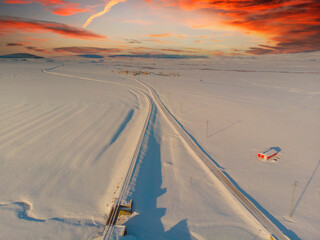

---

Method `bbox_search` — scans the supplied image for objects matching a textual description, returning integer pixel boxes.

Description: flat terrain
[0,58,319,239]
[133,58,320,240]
[0,61,149,239]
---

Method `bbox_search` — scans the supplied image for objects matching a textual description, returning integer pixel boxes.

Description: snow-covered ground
[0,60,149,239]
[128,58,320,240]
[0,57,319,239]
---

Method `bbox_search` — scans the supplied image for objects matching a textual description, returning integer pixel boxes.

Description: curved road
[44,67,289,240]
[136,78,289,240]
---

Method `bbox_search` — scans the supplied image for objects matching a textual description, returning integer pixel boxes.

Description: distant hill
[78,54,104,59]
[0,53,44,59]
[109,54,208,59]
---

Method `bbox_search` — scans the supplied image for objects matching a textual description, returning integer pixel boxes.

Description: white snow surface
[0,57,319,240]
[0,60,149,239]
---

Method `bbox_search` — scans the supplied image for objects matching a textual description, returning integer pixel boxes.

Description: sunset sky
[0,0,319,57]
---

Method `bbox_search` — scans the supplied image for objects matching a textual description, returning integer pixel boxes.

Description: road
[44,67,288,240]
[136,78,289,240]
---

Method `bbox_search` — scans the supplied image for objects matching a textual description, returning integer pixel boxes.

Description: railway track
[43,68,153,240]
[44,66,289,240]
[101,90,152,239]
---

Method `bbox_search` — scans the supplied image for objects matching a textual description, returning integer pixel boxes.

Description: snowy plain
[0,56,319,240]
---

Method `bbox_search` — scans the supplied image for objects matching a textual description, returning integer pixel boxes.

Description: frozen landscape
[1,0,319,238]
[0,56,319,239]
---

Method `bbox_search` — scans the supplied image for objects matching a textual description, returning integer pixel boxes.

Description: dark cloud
[159,48,196,54]
[7,42,25,46]
[78,54,104,59]
[109,53,208,59]
[124,39,142,44]
[53,46,121,54]
[25,46,48,53]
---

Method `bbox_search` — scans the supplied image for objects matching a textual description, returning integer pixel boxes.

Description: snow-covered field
[0,60,150,239]
[0,57,319,239]
[131,57,320,240]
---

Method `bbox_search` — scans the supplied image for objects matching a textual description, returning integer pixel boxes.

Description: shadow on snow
[153,89,299,239]
[291,159,320,217]
[223,171,301,240]
[124,106,193,240]
[94,109,134,163]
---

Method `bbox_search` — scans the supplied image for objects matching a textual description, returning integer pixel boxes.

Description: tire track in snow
[69,109,132,168]
[46,105,123,170]
[22,105,113,169]
[5,105,89,158]
[0,105,72,148]
[0,104,41,127]
[0,104,46,132]
[0,106,110,191]
[0,105,68,143]
[0,102,30,120]
[44,107,113,162]
[0,104,16,115]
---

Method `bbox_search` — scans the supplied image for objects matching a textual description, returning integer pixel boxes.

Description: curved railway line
[44,67,289,240]
[43,68,153,240]
[101,91,152,240]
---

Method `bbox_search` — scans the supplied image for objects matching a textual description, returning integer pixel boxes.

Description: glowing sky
[0,0,319,57]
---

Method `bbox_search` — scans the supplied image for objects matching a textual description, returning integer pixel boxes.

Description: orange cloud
[4,0,64,5]
[182,46,225,56]
[149,33,171,38]
[151,0,320,54]
[51,5,90,16]
[162,0,214,11]
[146,39,169,44]
[0,16,106,40]
[3,0,89,16]
[122,19,151,25]
[3,0,29,3]
[159,48,196,54]
[222,1,320,54]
